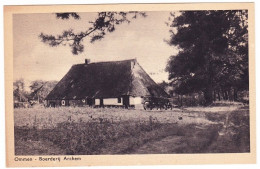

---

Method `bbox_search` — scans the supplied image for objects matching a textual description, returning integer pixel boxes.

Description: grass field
[14,104,250,155]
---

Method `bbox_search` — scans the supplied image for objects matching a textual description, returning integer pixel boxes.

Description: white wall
[94,97,143,106]
[130,96,143,109]
[129,97,143,105]
[103,98,123,105]
[95,99,100,105]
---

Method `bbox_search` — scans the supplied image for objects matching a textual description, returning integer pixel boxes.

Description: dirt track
[134,135,186,154]
[130,105,250,154]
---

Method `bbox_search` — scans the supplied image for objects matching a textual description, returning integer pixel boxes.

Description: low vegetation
[14,104,250,155]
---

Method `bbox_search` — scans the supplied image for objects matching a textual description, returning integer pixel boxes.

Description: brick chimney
[85,59,90,64]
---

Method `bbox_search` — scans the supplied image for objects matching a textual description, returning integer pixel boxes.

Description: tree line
[13,79,58,104]
[165,10,249,105]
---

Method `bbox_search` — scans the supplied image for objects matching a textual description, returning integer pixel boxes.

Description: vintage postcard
[4,3,255,167]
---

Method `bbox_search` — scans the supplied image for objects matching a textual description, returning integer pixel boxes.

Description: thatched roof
[46,59,169,100]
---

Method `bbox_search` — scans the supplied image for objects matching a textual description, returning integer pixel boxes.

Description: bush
[205,113,226,122]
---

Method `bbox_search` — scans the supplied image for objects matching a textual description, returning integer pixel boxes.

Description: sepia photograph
[4,2,255,167]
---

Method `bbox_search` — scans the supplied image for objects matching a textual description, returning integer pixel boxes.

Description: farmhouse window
[118,97,121,103]
[61,100,66,106]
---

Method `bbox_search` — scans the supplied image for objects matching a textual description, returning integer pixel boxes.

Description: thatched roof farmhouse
[45,59,169,108]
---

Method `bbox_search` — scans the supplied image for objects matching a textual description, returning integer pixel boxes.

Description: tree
[39,12,146,55]
[29,80,58,103]
[158,81,168,91]
[166,10,248,105]
[13,79,28,102]
[29,80,44,103]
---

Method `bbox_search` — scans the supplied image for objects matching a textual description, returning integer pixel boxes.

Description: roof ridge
[72,58,137,66]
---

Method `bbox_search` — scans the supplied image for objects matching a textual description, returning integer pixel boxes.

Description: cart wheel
[143,102,149,110]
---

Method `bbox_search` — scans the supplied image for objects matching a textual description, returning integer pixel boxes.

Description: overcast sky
[13,11,178,84]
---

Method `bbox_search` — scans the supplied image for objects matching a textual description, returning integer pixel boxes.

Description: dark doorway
[87,98,94,106]
[49,101,56,107]
[100,98,104,107]
[122,96,130,108]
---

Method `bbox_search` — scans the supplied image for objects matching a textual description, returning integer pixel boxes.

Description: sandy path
[133,135,187,154]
